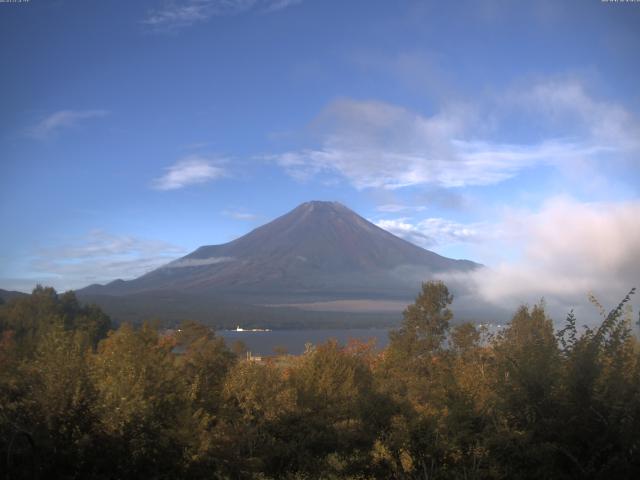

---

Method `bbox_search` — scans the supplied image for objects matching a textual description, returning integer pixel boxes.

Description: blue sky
[1,0,639,315]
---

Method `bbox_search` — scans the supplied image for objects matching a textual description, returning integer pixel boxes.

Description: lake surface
[218,328,392,356]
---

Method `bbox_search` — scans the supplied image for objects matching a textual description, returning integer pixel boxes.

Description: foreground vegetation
[1,283,639,479]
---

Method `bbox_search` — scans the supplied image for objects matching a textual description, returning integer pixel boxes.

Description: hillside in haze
[77,201,480,326]
[0,288,28,303]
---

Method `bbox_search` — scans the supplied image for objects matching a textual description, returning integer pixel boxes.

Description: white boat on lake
[235,325,271,332]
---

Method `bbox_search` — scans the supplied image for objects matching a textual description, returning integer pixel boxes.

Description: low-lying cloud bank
[165,257,235,268]
[440,198,640,325]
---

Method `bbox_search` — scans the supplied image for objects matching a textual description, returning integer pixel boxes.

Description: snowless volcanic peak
[78,201,479,298]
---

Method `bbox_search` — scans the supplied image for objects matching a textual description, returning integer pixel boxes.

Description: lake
[218,328,392,356]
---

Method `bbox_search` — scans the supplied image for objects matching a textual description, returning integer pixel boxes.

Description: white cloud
[269,80,639,190]
[267,99,567,189]
[376,204,427,213]
[465,198,640,317]
[222,209,260,221]
[376,218,433,246]
[27,230,185,291]
[153,155,226,190]
[262,0,302,13]
[143,0,302,31]
[143,0,217,29]
[376,217,482,249]
[29,110,108,139]
[373,197,640,323]
[506,78,640,150]
[42,230,182,259]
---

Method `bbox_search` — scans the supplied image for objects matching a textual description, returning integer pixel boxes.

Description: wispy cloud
[504,78,640,151]
[375,204,427,213]
[268,80,639,190]
[39,230,182,259]
[143,0,302,32]
[28,109,108,139]
[165,256,235,268]
[28,230,185,290]
[222,209,260,221]
[354,50,456,100]
[261,0,302,13]
[376,217,482,249]
[152,155,226,190]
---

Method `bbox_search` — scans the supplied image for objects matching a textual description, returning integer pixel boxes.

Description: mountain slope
[79,201,479,301]
[0,288,29,303]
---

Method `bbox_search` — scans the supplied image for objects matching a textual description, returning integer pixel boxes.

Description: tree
[389,280,453,359]
[26,325,96,477]
[555,289,640,478]
[174,320,235,413]
[59,291,111,347]
[218,359,296,476]
[380,281,454,407]
[286,340,388,477]
[451,322,481,354]
[0,287,111,355]
[89,323,191,478]
[171,321,237,474]
[489,303,563,478]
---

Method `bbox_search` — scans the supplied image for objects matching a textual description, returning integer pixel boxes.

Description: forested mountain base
[1,283,639,479]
